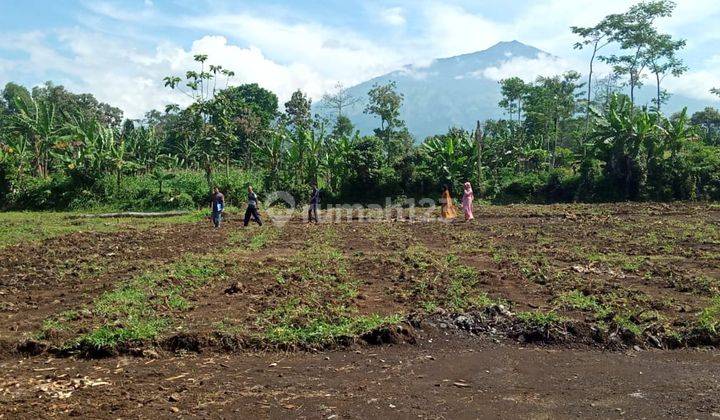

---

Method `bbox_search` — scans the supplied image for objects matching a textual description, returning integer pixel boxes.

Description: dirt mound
[360,324,417,345]
[161,333,207,353]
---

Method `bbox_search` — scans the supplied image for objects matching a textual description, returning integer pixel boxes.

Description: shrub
[495,171,548,203]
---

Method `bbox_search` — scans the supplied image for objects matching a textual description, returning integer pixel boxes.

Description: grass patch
[263,314,401,346]
[78,318,167,348]
[517,311,565,328]
[554,290,599,311]
[0,211,205,248]
[446,265,501,312]
[587,252,645,272]
[697,296,720,334]
[260,298,402,346]
[70,254,224,349]
[613,313,643,336]
[213,319,247,336]
[249,228,278,250]
[398,246,501,314]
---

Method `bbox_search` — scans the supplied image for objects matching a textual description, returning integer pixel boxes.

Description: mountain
[316,40,717,140]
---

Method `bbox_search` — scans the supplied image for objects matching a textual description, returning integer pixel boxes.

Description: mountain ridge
[316,41,716,140]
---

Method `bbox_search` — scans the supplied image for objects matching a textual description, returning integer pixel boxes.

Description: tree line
[0,0,719,210]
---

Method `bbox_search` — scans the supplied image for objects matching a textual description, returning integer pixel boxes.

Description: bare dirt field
[1,203,719,418]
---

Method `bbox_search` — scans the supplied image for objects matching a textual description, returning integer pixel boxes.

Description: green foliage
[421,128,477,188]
[75,254,222,349]
[262,308,401,347]
[697,296,720,334]
[0,4,717,211]
[517,311,565,328]
[78,318,166,348]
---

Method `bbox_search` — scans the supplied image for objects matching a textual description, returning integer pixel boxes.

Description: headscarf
[464,182,473,194]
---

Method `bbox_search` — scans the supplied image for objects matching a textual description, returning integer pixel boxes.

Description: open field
[1,203,719,418]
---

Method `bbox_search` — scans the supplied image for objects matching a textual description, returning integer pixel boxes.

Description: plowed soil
[1,203,719,418]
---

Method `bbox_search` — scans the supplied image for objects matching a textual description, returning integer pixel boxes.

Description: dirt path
[1,334,718,418]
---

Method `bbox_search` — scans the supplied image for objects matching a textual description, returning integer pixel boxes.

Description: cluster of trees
[0,0,719,210]
[485,0,720,201]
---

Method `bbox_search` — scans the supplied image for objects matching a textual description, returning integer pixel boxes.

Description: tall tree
[321,82,361,119]
[572,14,618,128]
[593,73,623,108]
[212,84,278,168]
[330,115,355,140]
[2,83,32,115]
[691,107,720,145]
[31,82,123,127]
[712,88,720,98]
[523,72,584,168]
[643,33,687,113]
[364,81,405,155]
[601,0,676,105]
[164,54,236,189]
[499,77,528,122]
[284,90,312,132]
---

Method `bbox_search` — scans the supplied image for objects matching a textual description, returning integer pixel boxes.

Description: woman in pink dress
[462,181,474,221]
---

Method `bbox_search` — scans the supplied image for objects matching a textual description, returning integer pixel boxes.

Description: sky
[0,0,718,119]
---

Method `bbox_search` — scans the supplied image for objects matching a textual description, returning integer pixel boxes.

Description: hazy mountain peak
[318,41,708,140]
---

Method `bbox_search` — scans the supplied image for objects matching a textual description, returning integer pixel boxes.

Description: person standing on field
[244,185,263,227]
[462,181,474,221]
[210,187,225,228]
[440,185,457,220]
[308,183,320,223]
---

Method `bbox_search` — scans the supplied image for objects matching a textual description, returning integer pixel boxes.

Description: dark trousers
[244,206,262,226]
[308,203,318,223]
[212,211,222,228]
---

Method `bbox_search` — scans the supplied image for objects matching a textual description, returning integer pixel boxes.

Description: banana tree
[590,94,658,199]
[658,108,697,158]
[7,96,60,177]
[58,115,116,183]
[126,126,162,172]
[3,135,31,177]
[251,125,288,189]
[108,136,141,189]
[302,127,328,187]
[151,167,175,195]
[325,132,356,194]
[422,129,477,188]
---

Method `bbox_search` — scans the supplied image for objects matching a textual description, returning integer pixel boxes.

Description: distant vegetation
[0,0,719,211]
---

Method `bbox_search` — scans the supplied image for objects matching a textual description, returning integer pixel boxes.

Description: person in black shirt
[308,183,320,223]
[210,187,225,228]
[244,185,263,227]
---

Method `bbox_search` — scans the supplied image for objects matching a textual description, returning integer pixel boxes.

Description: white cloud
[3,0,718,118]
[664,69,720,103]
[418,3,511,57]
[179,12,404,88]
[0,29,352,119]
[379,7,406,27]
[477,53,585,82]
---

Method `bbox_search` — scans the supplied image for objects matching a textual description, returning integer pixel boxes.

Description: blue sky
[1,0,718,118]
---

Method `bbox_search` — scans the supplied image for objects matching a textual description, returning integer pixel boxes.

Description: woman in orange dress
[440,185,457,219]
